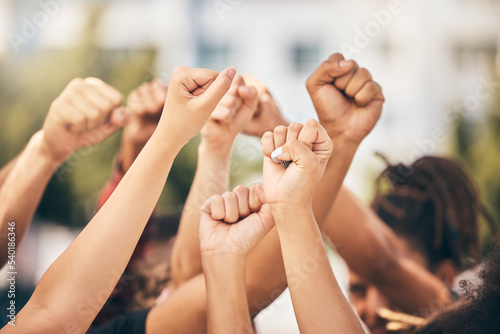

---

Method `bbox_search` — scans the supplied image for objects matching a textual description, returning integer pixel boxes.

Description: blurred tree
[451,72,500,252]
[0,6,198,228]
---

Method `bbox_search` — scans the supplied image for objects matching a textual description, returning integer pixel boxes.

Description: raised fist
[41,77,125,163]
[199,183,275,256]
[159,66,236,147]
[261,119,333,207]
[306,53,384,144]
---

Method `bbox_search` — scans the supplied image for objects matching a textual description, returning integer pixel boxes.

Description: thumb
[109,107,128,127]
[196,66,236,113]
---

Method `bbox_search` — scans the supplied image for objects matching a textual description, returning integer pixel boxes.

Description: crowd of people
[0,53,499,334]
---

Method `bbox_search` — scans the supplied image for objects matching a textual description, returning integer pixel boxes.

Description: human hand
[201,75,258,150]
[306,53,384,144]
[199,183,275,256]
[261,119,333,208]
[41,77,125,164]
[159,66,236,147]
[241,74,288,138]
[124,79,168,146]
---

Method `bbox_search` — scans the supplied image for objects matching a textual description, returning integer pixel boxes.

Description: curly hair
[416,237,500,334]
[372,155,498,271]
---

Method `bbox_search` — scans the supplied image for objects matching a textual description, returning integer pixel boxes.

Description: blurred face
[348,239,429,334]
[349,270,391,334]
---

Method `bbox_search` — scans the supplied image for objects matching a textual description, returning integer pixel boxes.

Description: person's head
[418,238,500,334]
[349,156,497,333]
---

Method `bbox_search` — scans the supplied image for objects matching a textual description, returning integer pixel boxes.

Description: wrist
[148,129,184,157]
[202,252,246,277]
[198,141,233,161]
[325,130,361,148]
[270,202,313,220]
[328,134,359,160]
[36,130,68,167]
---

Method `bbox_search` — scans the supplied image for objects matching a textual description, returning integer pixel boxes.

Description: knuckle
[274,125,288,134]
[305,118,319,128]
[69,77,84,87]
[358,68,371,79]
[234,185,248,195]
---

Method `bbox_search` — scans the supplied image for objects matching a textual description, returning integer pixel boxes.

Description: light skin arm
[277,208,364,334]
[200,184,275,334]
[171,75,258,287]
[1,66,235,333]
[0,157,18,188]
[0,78,126,269]
[261,120,364,333]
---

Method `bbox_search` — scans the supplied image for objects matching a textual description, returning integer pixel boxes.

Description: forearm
[16,128,182,333]
[324,187,400,279]
[0,157,19,189]
[0,131,62,268]
[312,136,358,228]
[325,187,450,313]
[274,206,364,334]
[120,127,150,173]
[120,140,145,173]
[203,254,252,334]
[171,142,231,287]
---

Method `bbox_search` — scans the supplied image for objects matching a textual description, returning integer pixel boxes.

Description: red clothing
[91,159,157,328]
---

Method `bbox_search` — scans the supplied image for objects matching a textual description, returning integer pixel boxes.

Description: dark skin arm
[308,53,450,313]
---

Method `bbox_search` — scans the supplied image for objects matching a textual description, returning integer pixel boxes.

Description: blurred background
[0,0,499,328]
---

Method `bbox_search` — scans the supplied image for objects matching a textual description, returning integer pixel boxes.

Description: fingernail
[339,60,351,67]
[271,146,283,164]
[227,66,237,80]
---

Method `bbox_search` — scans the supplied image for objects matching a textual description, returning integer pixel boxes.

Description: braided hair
[371,155,498,271]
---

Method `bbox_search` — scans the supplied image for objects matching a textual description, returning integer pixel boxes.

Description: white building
[2,0,499,194]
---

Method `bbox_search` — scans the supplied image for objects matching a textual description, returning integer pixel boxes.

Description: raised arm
[171,75,258,287]
[306,54,450,313]
[0,78,125,269]
[200,183,275,334]
[2,66,235,333]
[307,53,384,227]
[325,186,451,313]
[261,119,365,334]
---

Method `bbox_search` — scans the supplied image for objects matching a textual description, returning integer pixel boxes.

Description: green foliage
[0,7,197,227]
[451,74,500,250]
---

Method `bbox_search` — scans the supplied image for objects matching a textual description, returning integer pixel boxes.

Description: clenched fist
[306,53,384,144]
[159,66,236,147]
[202,75,258,148]
[199,183,275,256]
[241,75,288,138]
[125,79,168,146]
[41,77,125,163]
[261,119,333,207]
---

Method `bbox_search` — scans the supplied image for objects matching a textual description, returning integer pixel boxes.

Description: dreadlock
[371,155,498,271]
